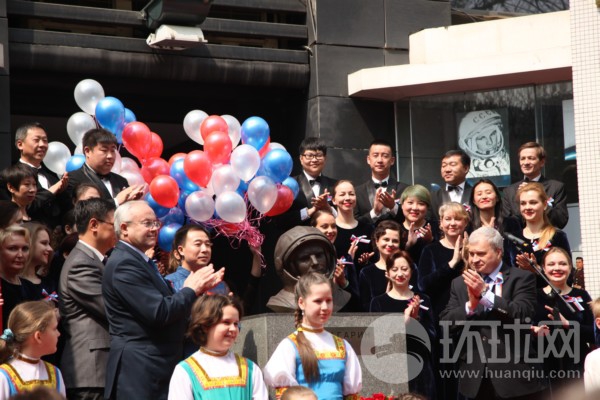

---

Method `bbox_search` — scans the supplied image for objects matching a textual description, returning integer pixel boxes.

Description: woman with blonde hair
[514,182,571,270]
[418,202,469,318]
[0,226,39,327]
[20,223,56,299]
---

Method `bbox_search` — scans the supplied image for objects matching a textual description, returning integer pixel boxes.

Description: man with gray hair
[441,227,545,399]
[102,200,225,400]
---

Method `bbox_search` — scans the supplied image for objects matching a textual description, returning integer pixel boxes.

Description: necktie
[524,177,531,182]
[374,181,388,189]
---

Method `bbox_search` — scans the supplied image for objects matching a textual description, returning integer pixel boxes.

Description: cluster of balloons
[47,79,139,176]
[143,112,301,251]
[52,79,302,253]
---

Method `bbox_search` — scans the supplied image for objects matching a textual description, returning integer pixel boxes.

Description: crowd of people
[0,122,596,400]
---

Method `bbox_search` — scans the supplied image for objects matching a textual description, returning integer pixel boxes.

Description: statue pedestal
[232,313,410,397]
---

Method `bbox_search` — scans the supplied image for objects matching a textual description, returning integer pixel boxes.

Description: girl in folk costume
[0,301,64,399]
[168,295,267,400]
[264,272,362,399]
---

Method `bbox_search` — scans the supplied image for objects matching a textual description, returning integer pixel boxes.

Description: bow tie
[374,181,388,189]
[308,176,321,186]
[97,172,111,180]
[447,185,462,192]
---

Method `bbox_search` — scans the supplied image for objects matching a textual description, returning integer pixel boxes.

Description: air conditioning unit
[146,24,207,50]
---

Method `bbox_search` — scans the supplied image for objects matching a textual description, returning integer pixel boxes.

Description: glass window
[407,82,577,203]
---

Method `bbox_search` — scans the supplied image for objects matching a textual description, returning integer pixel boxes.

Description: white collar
[120,240,150,262]
[78,239,107,262]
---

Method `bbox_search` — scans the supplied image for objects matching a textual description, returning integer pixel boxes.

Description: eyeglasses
[98,220,115,226]
[128,220,162,229]
[302,153,325,160]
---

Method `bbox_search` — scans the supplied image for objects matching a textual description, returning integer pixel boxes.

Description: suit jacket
[102,241,197,400]
[440,265,545,398]
[354,177,409,224]
[58,241,110,389]
[0,163,64,227]
[430,182,473,220]
[274,173,336,231]
[67,163,129,207]
[502,176,568,229]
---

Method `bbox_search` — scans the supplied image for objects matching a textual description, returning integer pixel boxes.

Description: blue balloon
[236,179,249,197]
[160,208,185,226]
[240,116,270,151]
[95,96,125,135]
[158,223,182,251]
[261,149,293,183]
[170,158,199,193]
[65,155,86,173]
[125,108,136,124]
[145,193,170,218]
[282,176,299,199]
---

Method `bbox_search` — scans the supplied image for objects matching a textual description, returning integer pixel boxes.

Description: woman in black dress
[331,180,373,278]
[370,251,436,400]
[531,247,593,390]
[418,202,469,319]
[0,225,40,327]
[470,179,521,263]
[514,182,571,271]
[398,185,437,265]
[358,220,401,311]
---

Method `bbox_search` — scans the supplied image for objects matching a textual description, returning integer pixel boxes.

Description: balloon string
[198,205,266,269]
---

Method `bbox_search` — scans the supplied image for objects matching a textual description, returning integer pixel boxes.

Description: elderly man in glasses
[102,200,225,400]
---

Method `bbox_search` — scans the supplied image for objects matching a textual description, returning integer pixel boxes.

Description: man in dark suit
[440,227,545,399]
[430,149,473,220]
[102,200,224,400]
[354,139,409,224]
[66,128,144,210]
[59,197,117,400]
[502,142,568,229]
[275,137,336,230]
[0,122,69,227]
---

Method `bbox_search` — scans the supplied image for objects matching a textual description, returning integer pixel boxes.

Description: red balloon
[140,157,170,184]
[258,137,271,158]
[149,175,180,208]
[122,122,152,160]
[200,115,228,141]
[184,150,212,187]
[144,132,164,161]
[265,185,294,216]
[168,152,186,166]
[204,131,232,165]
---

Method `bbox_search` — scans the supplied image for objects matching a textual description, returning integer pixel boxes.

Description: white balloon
[111,151,122,174]
[67,112,96,146]
[74,143,83,155]
[231,144,261,182]
[120,170,145,186]
[247,176,278,213]
[120,157,140,173]
[183,110,208,145]
[74,79,105,115]
[268,142,286,152]
[185,191,215,222]
[215,191,246,223]
[211,165,240,195]
[43,142,71,176]
[221,114,241,148]
[203,175,215,197]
